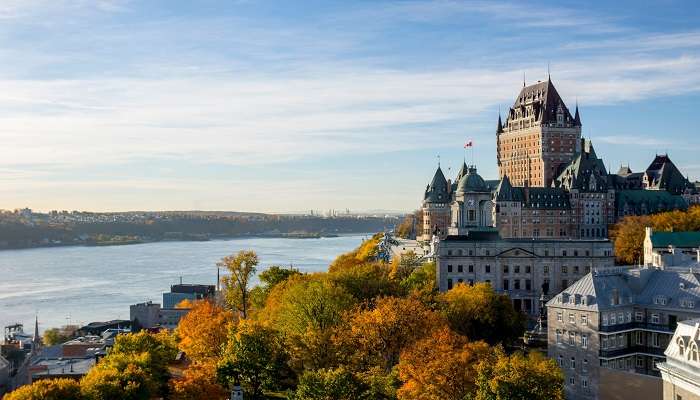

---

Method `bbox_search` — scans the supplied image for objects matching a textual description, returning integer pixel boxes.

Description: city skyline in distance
[1,1,699,213]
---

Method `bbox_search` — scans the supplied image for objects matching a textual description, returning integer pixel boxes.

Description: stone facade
[547,267,700,400]
[437,231,614,316]
[659,319,700,400]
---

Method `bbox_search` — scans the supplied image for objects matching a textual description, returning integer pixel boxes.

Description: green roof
[651,231,700,248]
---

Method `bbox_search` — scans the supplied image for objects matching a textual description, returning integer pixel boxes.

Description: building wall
[420,202,450,241]
[497,124,581,188]
[495,203,575,239]
[437,239,614,315]
[663,380,700,400]
[547,304,600,399]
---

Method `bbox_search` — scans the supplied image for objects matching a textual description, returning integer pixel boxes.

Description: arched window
[690,342,699,362]
[677,337,686,357]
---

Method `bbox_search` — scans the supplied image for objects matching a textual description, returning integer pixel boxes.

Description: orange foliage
[176,300,235,363]
[397,327,491,400]
[170,361,228,400]
[334,296,446,372]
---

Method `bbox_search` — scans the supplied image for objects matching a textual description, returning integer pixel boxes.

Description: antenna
[547,62,551,80]
[523,71,526,87]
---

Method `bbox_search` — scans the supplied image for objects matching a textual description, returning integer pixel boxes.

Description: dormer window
[677,337,686,356]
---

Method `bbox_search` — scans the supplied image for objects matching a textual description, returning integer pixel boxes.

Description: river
[0,235,368,333]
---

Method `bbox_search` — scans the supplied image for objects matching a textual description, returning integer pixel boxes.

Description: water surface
[0,235,367,332]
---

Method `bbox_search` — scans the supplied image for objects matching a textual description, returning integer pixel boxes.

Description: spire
[574,101,581,126]
[497,113,503,134]
[523,71,526,87]
[33,314,41,351]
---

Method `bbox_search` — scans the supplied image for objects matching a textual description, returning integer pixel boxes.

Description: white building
[659,319,700,400]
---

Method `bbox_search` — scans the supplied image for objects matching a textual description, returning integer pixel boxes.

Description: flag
[464,141,473,148]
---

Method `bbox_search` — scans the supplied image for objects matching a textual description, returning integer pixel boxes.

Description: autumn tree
[262,275,354,371]
[250,265,302,310]
[42,327,76,346]
[335,296,446,373]
[439,283,525,345]
[292,367,368,400]
[389,251,422,282]
[170,361,228,400]
[81,331,177,398]
[176,300,234,363]
[4,378,82,400]
[397,327,491,400]
[328,233,383,273]
[475,347,564,400]
[217,320,293,397]
[329,261,398,302]
[394,213,417,239]
[80,358,154,400]
[219,250,259,318]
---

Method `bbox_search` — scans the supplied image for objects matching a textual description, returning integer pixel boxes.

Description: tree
[328,233,383,273]
[397,327,491,400]
[176,300,234,362]
[475,347,564,400]
[170,361,229,400]
[80,360,154,400]
[42,328,73,346]
[389,251,422,281]
[439,283,525,345]
[217,320,293,397]
[86,331,177,397]
[4,378,82,400]
[250,265,303,310]
[219,250,259,318]
[262,275,354,371]
[394,213,417,239]
[335,296,446,373]
[399,261,437,297]
[292,367,368,400]
[329,262,398,302]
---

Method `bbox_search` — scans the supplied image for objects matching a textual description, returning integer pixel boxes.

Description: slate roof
[510,78,576,125]
[424,166,449,203]
[615,189,688,214]
[555,139,609,192]
[644,154,694,195]
[547,267,700,312]
[650,231,700,248]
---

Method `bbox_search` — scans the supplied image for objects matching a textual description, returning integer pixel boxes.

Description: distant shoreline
[0,232,368,252]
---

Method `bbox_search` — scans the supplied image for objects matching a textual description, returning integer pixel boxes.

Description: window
[525,279,531,291]
[544,265,549,274]
[448,264,453,273]
[526,265,531,273]
[583,358,589,372]
[503,279,509,290]
[581,314,588,326]
[571,357,576,369]
[514,280,520,290]
[557,312,563,322]
[610,313,616,325]
[514,265,520,273]
[569,377,575,385]
[457,264,463,273]
[602,336,608,349]
[635,311,643,322]
[485,265,491,273]
[468,210,475,221]
[562,266,568,274]
[618,312,624,324]
[569,332,575,345]
[558,355,563,366]
[651,314,660,324]
[581,334,588,349]
[469,265,474,273]
[447,279,453,290]
[651,333,660,348]
[626,312,632,323]
[448,250,453,256]
[636,357,644,368]
[563,250,567,257]
[602,313,609,325]
[574,266,579,274]
[556,329,561,343]
[569,313,576,324]
[582,377,588,389]
[635,331,643,345]
[503,265,509,273]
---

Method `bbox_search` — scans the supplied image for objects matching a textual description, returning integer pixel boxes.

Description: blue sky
[1,0,699,213]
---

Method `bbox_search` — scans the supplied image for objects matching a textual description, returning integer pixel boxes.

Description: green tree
[262,275,354,371]
[439,283,525,345]
[42,328,72,346]
[80,359,154,400]
[251,265,303,310]
[219,250,259,318]
[329,262,398,302]
[4,378,82,400]
[217,320,293,398]
[292,367,368,400]
[475,348,564,400]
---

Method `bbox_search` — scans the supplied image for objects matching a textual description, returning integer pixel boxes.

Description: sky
[1,0,699,213]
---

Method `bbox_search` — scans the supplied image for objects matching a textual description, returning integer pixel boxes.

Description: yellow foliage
[169,361,228,400]
[3,378,82,400]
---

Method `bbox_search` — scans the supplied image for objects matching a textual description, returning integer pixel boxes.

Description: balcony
[599,346,665,358]
[599,322,674,333]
